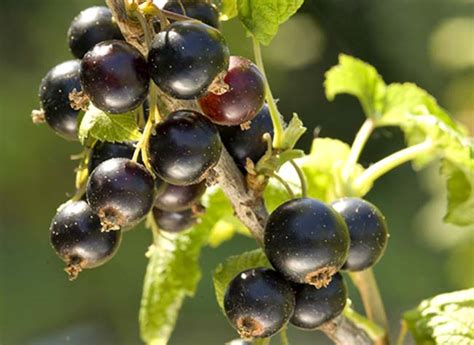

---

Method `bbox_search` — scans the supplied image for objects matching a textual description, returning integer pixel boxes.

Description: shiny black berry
[290,273,348,329]
[67,6,123,59]
[199,56,265,126]
[164,0,220,29]
[88,141,135,173]
[217,104,273,170]
[264,198,350,288]
[50,200,122,280]
[331,198,389,271]
[148,20,229,99]
[39,60,81,140]
[155,180,206,211]
[80,40,149,114]
[224,268,295,339]
[152,207,197,233]
[147,110,222,185]
[86,158,155,231]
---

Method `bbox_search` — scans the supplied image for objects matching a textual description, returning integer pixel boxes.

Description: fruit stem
[395,321,408,345]
[349,269,389,344]
[270,172,296,199]
[344,118,375,187]
[353,140,435,194]
[280,328,290,345]
[252,37,285,149]
[132,6,153,48]
[290,160,308,197]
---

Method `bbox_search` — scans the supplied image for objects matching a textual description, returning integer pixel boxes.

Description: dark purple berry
[86,158,155,231]
[50,200,122,280]
[67,6,123,59]
[80,40,149,114]
[290,273,348,329]
[264,198,350,288]
[148,20,229,99]
[199,56,265,126]
[224,268,295,339]
[147,110,222,185]
[331,198,389,271]
[39,60,81,140]
[217,104,273,170]
[164,0,220,29]
[155,180,206,211]
[88,141,135,173]
[152,207,197,233]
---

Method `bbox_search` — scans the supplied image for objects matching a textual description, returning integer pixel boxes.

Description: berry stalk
[252,37,285,149]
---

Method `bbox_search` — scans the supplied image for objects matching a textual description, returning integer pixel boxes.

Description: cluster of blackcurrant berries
[37,2,273,279]
[224,197,389,339]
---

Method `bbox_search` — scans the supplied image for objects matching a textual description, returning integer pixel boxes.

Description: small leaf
[218,0,238,21]
[404,288,474,345]
[237,0,304,45]
[301,138,366,202]
[281,113,307,150]
[213,249,271,310]
[140,188,235,344]
[325,54,387,118]
[78,104,141,144]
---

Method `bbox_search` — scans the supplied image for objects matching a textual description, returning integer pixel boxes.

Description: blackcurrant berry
[39,60,81,140]
[88,141,135,173]
[147,110,222,185]
[50,200,122,280]
[86,158,155,231]
[217,104,273,170]
[290,273,348,330]
[164,0,220,29]
[331,198,389,271]
[152,207,197,233]
[67,6,123,59]
[155,180,206,211]
[148,20,229,99]
[199,56,265,126]
[224,268,295,339]
[264,198,350,288]
[81,40,150,114]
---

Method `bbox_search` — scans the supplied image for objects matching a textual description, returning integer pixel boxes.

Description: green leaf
[237,0,305,45]
[301,138,366,202]
[213,249,271,310]
[218,0,238,21]
[139,188,233,345]
[78,104,141,144]
[324,54,387,118]
[441,157,474,226]
[404,288,474,345]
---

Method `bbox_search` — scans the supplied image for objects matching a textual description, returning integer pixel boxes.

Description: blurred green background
[1,0,473,344]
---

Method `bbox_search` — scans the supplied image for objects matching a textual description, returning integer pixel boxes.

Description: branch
[105,1,375,344]
[319,315,374,345]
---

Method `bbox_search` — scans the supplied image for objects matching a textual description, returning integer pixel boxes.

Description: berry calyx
[50,200,122,280]
[80,40,149,114]
[148,20,229,99]
[264,198,350,288]
[39,60,82,140]
[152,207,197,233]
[199,56,265,126]
[155,180,206,211]
[86,158,155,231]
[147,110,222,185]
[217,104,273,170]
[164,0,220,29]
[67,6,123,59]
[224,268,295,339]
[88,141,135,173]
[331,197,389,271]
[290,273,348,329]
